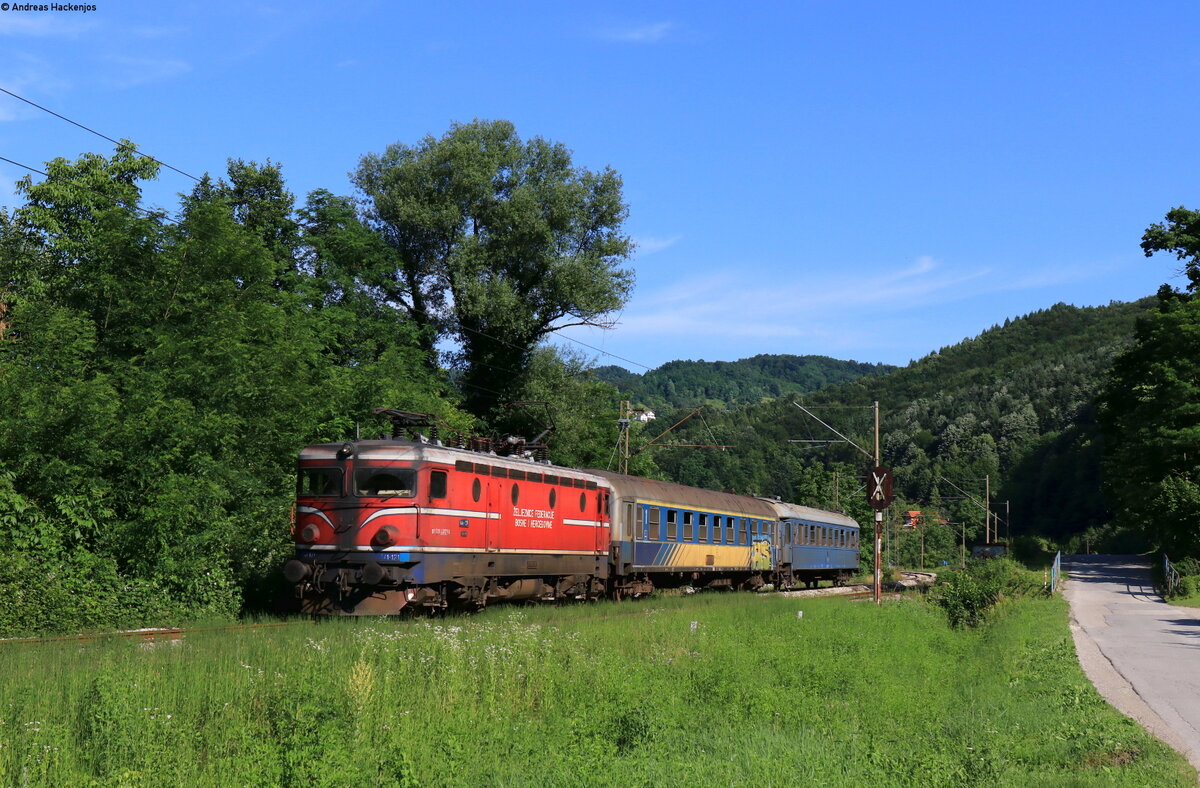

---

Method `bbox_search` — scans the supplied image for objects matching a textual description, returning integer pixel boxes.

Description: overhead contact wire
[0,86,201,182]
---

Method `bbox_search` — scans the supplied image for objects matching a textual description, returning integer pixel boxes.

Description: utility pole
[619,402,732,475]
[984,474,991,543]
[618,401,632,475]
[873,401,883,606]
[790,400,888,604]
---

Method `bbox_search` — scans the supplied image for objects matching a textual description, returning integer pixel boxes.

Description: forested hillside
[593,354,894,409]
[632,300,1151,554]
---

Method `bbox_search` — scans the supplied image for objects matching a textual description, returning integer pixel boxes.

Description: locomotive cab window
[298,467,341,497]
[355,468,416,497]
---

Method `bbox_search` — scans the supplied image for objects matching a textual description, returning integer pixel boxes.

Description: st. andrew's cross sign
[868,466,894,511]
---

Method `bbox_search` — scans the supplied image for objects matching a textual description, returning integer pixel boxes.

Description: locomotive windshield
[354,468,417,498]
[298,467,342,497]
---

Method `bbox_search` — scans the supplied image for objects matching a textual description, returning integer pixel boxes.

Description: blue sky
[1,1,1196,371]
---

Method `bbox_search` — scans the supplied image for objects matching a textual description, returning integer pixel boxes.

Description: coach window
[699,513,708,541]
[549,488,557,509]
[666,510,677,540]
[648,508,661,540]
[429,470,448,499]
[472,478,481,502]
[683,511,693,541]
[738,519,746,546]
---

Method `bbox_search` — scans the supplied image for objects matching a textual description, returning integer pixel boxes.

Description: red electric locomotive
[283,412,611,614]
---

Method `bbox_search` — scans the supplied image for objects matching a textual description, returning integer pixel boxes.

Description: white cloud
[0,14,94,37]
[0,55,73,122]
[597,22,674,44]
[634,234,682,255]
[130,26,188,39]
[608,256,993,344]
[102,56,191,88]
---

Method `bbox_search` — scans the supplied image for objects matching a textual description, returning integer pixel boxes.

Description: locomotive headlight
[298,523,320,544]
[372,525,400,547]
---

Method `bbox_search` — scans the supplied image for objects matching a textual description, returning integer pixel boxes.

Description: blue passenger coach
[763,499,861,587]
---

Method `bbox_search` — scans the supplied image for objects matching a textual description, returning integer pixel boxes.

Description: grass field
[0,592,1192,787]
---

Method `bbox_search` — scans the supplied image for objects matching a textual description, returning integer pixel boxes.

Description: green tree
[353,119,635,422]
[1142,206,1200,291]
[0,147,470,631]
[1099,207,1200,554]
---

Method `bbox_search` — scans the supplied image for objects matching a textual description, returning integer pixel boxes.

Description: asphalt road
[1064,554,1200,771]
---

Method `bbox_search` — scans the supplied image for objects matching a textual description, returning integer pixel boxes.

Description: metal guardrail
[1048,551,1062,593]
[1164,553,1181,596]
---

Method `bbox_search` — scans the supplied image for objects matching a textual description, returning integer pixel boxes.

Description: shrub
[1179,575,1199,598]
[1174,556,1200,577]
[0,549,234,637]
[933,569,998,628]
[932,558,1041,628]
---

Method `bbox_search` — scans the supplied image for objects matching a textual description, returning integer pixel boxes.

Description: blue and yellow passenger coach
[589,470,782,596]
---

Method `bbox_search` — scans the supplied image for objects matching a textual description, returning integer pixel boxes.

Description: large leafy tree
[352,119,635,423]
[1099,207,1200,554]
[0,146,467,632]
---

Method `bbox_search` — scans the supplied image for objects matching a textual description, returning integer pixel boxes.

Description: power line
[556,332,654,371]
[456,322,646,381]
[0,154,172,223]
[0,86,201,182]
